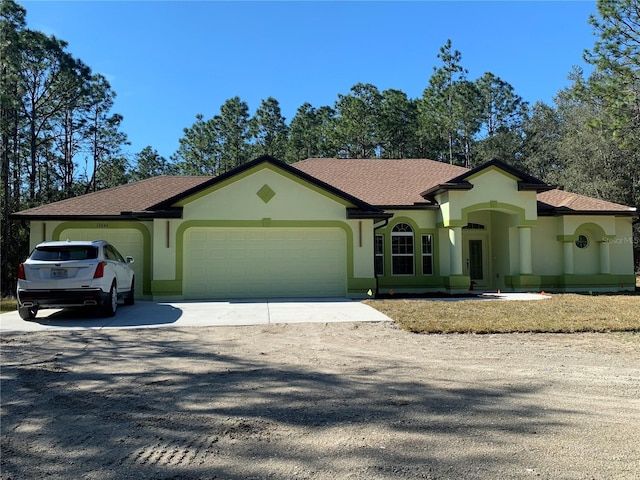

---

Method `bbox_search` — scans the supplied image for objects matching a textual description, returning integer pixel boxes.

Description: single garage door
[184,227,347,298]
[58,228,144,297]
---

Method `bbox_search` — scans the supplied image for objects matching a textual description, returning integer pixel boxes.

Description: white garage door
[58,228,144,297]
[184,228,347,299]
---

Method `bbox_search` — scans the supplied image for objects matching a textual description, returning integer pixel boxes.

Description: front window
[374,234,384,275]
[391,223,414,275]
[422,234,433,275]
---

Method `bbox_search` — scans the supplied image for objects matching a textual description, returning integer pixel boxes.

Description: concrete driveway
[0,298,391,332]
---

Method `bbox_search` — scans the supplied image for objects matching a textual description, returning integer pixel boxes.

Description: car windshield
[30,246,99,261]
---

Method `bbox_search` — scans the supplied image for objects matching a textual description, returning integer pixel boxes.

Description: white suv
[17,240,135,320]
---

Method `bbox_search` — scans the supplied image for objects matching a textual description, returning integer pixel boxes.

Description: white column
[599,240,611,274]
[563,241,574,274]
[449,227,463,275]
[518,226,532,275]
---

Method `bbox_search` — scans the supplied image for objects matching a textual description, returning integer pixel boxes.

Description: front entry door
[464,235,489,289]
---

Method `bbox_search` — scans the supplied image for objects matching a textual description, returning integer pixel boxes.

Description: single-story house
[11,155,637,299]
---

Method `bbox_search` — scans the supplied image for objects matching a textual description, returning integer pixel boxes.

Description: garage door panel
[190,231,207,242]
[230,248,245,260]
[247,248,264,260]
[184,227,346,299]
[266,231,285,242]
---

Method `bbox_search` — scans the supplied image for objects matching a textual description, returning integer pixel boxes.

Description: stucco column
[449,226,463,275]
[563,241,574,275]
[518,226,532,275]
[599,240,611,274]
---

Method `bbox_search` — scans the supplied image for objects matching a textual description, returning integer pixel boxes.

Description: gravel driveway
[1,322,639,479]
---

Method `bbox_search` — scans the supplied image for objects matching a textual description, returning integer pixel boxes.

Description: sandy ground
[1,321,639,480]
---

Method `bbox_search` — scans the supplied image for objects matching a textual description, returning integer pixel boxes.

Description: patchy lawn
[365,293,640,334]
[0,298,17,313]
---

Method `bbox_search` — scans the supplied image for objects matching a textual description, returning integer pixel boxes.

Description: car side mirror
[126,256,134,264]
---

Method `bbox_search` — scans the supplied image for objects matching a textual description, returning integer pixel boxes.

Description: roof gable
[154,156,389,219]
[421,159,554,199]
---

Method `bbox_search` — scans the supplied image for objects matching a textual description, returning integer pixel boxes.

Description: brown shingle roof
[295,158,636,214]
[10,158,636,219]
[537,189,636,214]
[12,176,213,218]
[293,158,469,206]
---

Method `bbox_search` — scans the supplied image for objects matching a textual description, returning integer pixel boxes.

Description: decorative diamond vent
[257,184,276,204]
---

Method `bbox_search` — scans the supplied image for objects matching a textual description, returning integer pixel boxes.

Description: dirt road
[1,322,639,479]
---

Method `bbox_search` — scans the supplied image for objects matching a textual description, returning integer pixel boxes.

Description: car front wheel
[18,306,37,320]
[102,282,117,317]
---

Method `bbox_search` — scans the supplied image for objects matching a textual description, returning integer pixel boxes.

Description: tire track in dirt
[118,416,277,469]
[121,434,221,468]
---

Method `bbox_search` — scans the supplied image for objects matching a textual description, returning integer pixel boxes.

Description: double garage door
[184,227,347,299]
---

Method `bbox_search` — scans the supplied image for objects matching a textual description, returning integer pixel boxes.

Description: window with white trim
[374,234,384,275]
[391,223,414,275]
[421,234,434,275]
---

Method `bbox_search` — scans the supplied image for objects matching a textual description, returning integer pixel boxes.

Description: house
[11,156,637,299]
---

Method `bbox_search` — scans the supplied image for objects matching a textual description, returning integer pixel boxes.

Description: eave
[9,209,184,221]
[537,207,638,217]
[420,182,473,199]
[375,203,440,210]
[119,209,183,219]
[518,182,556,192]
[346,208,393,220]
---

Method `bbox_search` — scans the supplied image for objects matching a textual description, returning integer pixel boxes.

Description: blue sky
[22,1,599,163]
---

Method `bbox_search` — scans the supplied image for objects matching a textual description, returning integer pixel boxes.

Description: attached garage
[183,227,347,299]
[12,157,393,300]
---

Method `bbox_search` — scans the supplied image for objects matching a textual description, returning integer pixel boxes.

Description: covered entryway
[183,227,347,299]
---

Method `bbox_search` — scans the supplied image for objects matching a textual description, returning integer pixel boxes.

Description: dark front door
[468,239,484,282]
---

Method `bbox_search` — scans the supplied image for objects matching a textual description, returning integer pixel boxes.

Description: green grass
[1,298,17,313]
[364,293,640,334]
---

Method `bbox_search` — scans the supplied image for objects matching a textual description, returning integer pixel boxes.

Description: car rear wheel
[102,282,117,317]
[18,306,37,320]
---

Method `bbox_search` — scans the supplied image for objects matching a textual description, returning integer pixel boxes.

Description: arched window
[391,223,414,275]
[463,223,485,230]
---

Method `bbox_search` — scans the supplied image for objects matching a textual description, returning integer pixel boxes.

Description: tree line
[171,40,526,173]
[1,0,639,295]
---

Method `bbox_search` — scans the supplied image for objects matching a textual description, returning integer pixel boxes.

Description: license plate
[51,268,67,279]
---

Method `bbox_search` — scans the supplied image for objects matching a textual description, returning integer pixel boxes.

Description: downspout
[373,218,390,298]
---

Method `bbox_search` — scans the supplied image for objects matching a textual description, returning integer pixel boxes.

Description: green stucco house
[11,156,637,299]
